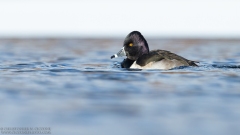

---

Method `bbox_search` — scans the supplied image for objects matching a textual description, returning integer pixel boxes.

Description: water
[0,38,240,135]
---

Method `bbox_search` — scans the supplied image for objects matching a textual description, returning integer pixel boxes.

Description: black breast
[121,58,135,68]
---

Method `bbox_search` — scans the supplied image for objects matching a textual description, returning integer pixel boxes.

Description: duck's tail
[188,60,199,66]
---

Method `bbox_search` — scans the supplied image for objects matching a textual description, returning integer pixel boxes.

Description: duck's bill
[111,47,126,59]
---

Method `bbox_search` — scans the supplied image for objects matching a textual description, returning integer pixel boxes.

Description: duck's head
[111,31,149,61]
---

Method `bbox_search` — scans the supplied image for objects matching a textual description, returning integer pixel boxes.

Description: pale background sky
[0,0,240,38]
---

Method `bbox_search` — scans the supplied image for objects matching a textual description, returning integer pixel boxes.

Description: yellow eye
[129,43,133,47]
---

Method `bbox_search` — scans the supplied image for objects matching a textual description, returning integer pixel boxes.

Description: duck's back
[130,50,198,70]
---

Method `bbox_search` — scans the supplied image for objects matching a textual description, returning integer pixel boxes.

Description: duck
[111,31,198,70]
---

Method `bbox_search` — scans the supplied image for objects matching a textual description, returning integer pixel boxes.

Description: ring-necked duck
[111,31,198,70]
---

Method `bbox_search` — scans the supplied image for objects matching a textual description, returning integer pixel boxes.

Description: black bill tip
[111,55,115,59]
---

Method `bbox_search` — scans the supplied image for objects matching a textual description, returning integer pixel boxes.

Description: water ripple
[1,39,240,135]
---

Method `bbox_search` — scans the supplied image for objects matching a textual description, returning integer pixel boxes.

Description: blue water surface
[0,38,240,135]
